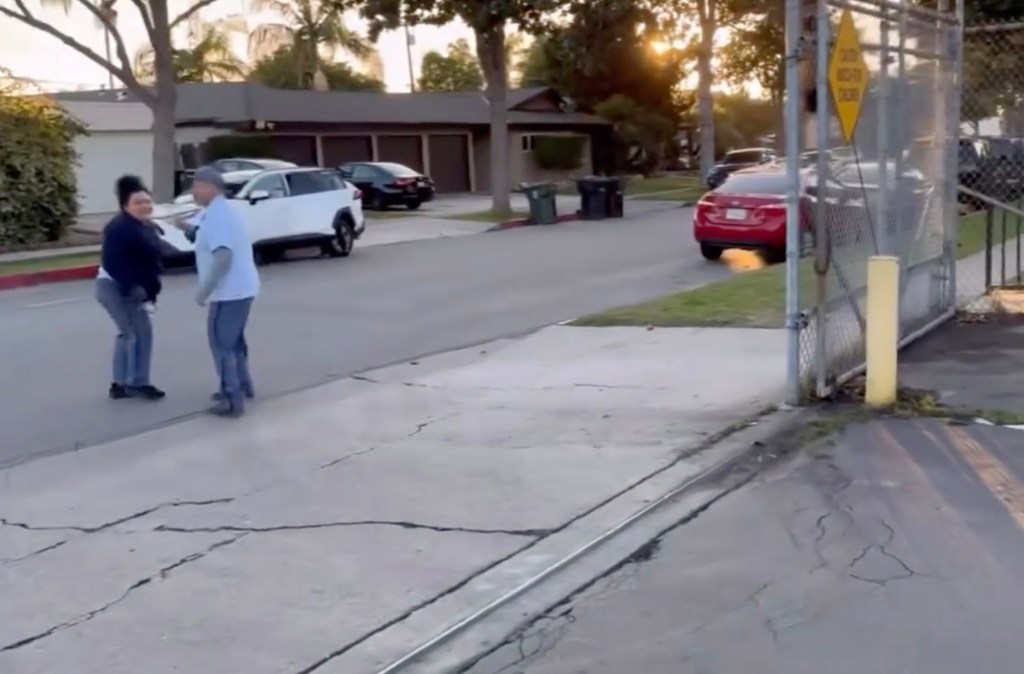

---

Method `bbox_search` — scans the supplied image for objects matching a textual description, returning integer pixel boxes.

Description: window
[286,170,340,196]
[246,173,287,199]
[376,162,420,177]
[724,150,767,164]
[521,135,535,152]
[351,164,377,181]
[717,172,788,194]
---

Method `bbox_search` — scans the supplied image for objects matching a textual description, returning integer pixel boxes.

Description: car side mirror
[248,189,271,204]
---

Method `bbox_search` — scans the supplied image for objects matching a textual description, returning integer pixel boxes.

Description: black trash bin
[604,177,625,218]
[520,182,558,224]
[576,176,610,220]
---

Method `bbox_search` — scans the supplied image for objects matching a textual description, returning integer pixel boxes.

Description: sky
[0,0,471,92]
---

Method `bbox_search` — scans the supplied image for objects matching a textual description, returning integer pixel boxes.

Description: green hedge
[532,135,585,171]
[0,95,84,246]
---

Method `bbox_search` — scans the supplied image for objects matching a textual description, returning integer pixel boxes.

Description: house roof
[51,83,607,127]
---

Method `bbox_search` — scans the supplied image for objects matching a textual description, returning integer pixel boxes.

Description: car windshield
[377,163,420,177]
[717,172,788,194]
[724,151,764,164]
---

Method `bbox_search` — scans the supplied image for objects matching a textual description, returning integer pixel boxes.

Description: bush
[0,95,84,246]
[532,135,585,171]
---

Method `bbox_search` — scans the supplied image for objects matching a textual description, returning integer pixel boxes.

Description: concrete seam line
[362,405,808,674]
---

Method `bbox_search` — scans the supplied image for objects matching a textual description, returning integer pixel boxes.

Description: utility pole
[404,24,416,92]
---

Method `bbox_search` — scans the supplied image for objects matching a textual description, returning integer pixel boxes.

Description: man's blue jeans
[207,298,254,407]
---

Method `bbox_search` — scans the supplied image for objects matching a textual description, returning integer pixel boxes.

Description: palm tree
[135,22,246,83]
[247,0,371,89]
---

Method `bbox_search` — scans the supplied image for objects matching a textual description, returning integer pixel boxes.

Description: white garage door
[75,132,153,215]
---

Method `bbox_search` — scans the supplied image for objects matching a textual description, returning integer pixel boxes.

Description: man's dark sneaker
[209,398,244,418]
[109,383,130,400]
[211,389,255,402]
[130,385,166,400]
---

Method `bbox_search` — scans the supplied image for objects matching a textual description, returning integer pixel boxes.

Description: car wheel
[700,243,723,261]
[253,246,283,266]
[323,217,354,258]
[406,201,422,211]
[764,248,787,265]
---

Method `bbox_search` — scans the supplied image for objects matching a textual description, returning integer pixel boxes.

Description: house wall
[471,130,594,194]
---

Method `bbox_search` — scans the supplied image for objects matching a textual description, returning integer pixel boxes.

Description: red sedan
[693,168,809,262]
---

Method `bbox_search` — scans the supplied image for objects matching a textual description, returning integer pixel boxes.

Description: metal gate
[783,0,962,402]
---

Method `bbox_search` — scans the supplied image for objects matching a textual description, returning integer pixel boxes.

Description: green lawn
[445,209,527,223]
[0,251,100,277]
[574,211,995,330]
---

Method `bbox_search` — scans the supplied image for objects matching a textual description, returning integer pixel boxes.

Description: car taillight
[353,188,362,200]
[395,177,415,186]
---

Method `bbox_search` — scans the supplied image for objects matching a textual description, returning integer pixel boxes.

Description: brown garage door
[268,135,317,165]
[377,135,423,172]
[427,134,471,193]
[322,135,373,166]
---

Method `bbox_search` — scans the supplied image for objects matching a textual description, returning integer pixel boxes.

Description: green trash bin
[521,182,558,224]
[576,176,609,220]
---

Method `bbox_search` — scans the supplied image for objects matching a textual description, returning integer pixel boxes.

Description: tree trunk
[475,24,511,214]
[696,5,716,182]
[149,0,178,202]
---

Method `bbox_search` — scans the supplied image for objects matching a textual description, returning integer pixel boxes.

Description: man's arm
[196,247,232,305]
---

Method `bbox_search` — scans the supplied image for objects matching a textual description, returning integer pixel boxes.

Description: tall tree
[1,0,213,199]
[418,38,483,91]
[248,0,372,88]
[250,44,385,90]
[351,0,557,214]
[718,1,784,105]
[135,22,246,83]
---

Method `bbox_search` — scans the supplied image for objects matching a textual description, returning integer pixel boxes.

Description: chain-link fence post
[784,0,804,406]
[814,0,830,398]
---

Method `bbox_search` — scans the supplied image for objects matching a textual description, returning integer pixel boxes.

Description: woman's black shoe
[130,385,166,400]
[109,384,130,400]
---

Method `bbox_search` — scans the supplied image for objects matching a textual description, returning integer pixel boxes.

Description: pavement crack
[0,539,69,566]
[0,498,235,535]
[0,534,244,653]
[845,516,923,586]
[155,520,551,538]
[319,446,377,469]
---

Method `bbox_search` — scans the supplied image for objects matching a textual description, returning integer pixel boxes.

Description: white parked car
[154,167,365,263]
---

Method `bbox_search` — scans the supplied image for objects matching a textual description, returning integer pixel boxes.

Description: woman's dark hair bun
[115,174,149,207]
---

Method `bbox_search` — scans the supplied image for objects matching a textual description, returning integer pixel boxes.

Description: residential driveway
[463,417,1024,674]
[0,204,732,468]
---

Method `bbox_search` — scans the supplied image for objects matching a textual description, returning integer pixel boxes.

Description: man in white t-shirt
[175,166,260,417]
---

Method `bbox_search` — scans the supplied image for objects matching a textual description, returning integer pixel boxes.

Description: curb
[0,264,99,292]
[489,212,580,232]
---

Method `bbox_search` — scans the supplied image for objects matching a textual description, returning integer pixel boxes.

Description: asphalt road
[464,418,1024,674]
[0,206,735,468]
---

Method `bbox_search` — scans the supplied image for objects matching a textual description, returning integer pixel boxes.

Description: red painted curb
[0,264,99,292]
[494,212,580,231]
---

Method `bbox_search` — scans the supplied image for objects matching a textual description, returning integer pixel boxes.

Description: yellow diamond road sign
[828,8,869,143]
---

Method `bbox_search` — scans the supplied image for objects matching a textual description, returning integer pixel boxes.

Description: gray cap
[192,166,226,189]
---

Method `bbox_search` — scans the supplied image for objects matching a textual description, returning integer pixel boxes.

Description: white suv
[154,167,366,263]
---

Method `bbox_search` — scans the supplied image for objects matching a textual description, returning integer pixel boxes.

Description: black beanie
[115,175,149,208]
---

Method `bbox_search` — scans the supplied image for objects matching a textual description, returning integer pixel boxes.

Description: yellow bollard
[865,255,900,407]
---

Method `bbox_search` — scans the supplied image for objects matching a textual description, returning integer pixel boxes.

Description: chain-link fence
[955,20,1024,311]
[784,0,961,401]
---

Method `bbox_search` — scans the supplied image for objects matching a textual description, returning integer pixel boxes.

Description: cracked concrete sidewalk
[0,325,784,674]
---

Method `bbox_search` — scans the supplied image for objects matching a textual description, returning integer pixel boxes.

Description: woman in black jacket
[95,175,165,400]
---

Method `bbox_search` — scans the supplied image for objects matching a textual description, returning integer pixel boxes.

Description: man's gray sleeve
[196,247,232,303]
